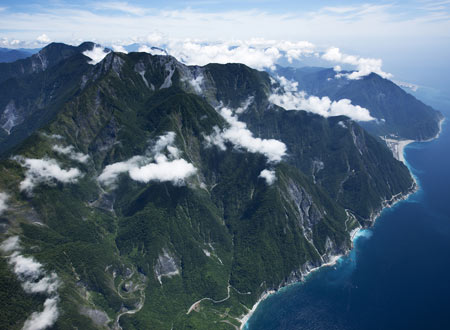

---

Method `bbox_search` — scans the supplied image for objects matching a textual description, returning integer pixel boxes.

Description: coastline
[239,117,445,329]
[382,117,445,164]
[238,182,417,330]
[382,138,414,163]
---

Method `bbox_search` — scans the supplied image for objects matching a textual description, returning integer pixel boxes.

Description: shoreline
[239,117,445,329]
[382,138,414,164]
[382,117,445,164]
[239,182,417,329]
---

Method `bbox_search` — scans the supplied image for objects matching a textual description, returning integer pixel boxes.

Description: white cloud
[205,107,287,163]
[338,121,347,128]
[52,145,89,163]
[1,237,60,330]
[7,251,60,295]
[41,133,64,140]
[22,297,59,330]
[322,47,392,80]
[235,96,254,114]
[166,40,282,70]
[269,76,375,122]
[137,44,167,55]
[137,45,152,53]
[0,192,8,215]
[1,2,449,66]
[152,131,176,154]
[129,156,197,184]
[14,157,82,193]
[0,235,20,252]
[259,169,276,185]
[189,75,204,94]
[147,32,164,44]
[98,132,197,187]
[95,2,148,16]
[97,155,145,186]
[276,75,299,92]
[82,45,110,65]
[22,272,60,295]
[9,252,43,279]
[36,34,50,44]
[112,44,128,53]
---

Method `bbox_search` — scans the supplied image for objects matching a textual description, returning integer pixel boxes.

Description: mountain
[0,42,104,154]
[273,65,444,141]
[0,42,98,84]
[0,43,417,329]
[0,48,36,63]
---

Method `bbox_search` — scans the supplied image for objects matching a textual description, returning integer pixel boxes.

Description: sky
[1,0,450,93]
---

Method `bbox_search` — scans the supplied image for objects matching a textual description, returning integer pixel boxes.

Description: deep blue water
[246,109,450,330]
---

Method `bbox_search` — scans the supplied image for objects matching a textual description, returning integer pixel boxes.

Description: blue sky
[1,1,450,92]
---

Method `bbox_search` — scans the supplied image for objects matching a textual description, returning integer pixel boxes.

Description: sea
[245,91,450,330]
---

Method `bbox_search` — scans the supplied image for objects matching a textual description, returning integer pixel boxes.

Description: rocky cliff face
[0,44,415,329]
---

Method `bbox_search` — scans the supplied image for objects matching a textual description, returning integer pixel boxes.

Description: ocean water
[246,111,450,330]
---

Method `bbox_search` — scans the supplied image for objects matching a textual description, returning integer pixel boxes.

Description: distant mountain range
[273,65,443,141]
[0,42,439,329]
[0,47,39,63]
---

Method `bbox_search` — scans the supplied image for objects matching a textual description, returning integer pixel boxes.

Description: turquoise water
[246,109,450,329]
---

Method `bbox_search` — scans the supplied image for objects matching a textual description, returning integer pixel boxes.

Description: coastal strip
[382,138,414,163]
[382,117,445,164]
[238,182,417,330]
[238,118,446,329]
[238,290,276,329]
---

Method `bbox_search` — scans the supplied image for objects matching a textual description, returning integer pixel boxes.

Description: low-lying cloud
[189,75,204,94]
[119,36,390,79]
[0,235,20,252]
[322,47,392,80]
[22,297,60,330]
[167,40,282,70]
[14,156,82,193]
[83,45,110,65]
[259,169,276,185]
[129,156,197,184]
[137,44,167,56]
[52,145,89,163]
[98,132,197,187]
[0,191,8,215]
[204,107,287,163]
[1,236,60,330]
[235,96,254,114]
[36,34,50,44]
[9,252,60,295]
[269,76,374,122]
[112,44,128,53]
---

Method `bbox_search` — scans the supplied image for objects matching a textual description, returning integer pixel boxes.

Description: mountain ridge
[272,65,444,141]
[0,42,424,329]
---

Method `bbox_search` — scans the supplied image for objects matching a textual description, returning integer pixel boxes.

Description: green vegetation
[0,43,418,329]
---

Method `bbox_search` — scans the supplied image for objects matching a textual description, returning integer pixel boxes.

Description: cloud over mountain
[22,297,59,330]
[13,157,82,193]
[83,45,110,65]
[1,236,60,330]
[322,47,392,80]
[52,145,89,163]
[0,192,8,215]
[98,132,197,186]
[205,107,287,163]
[269,76,374,121]
[259,169,276,185]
